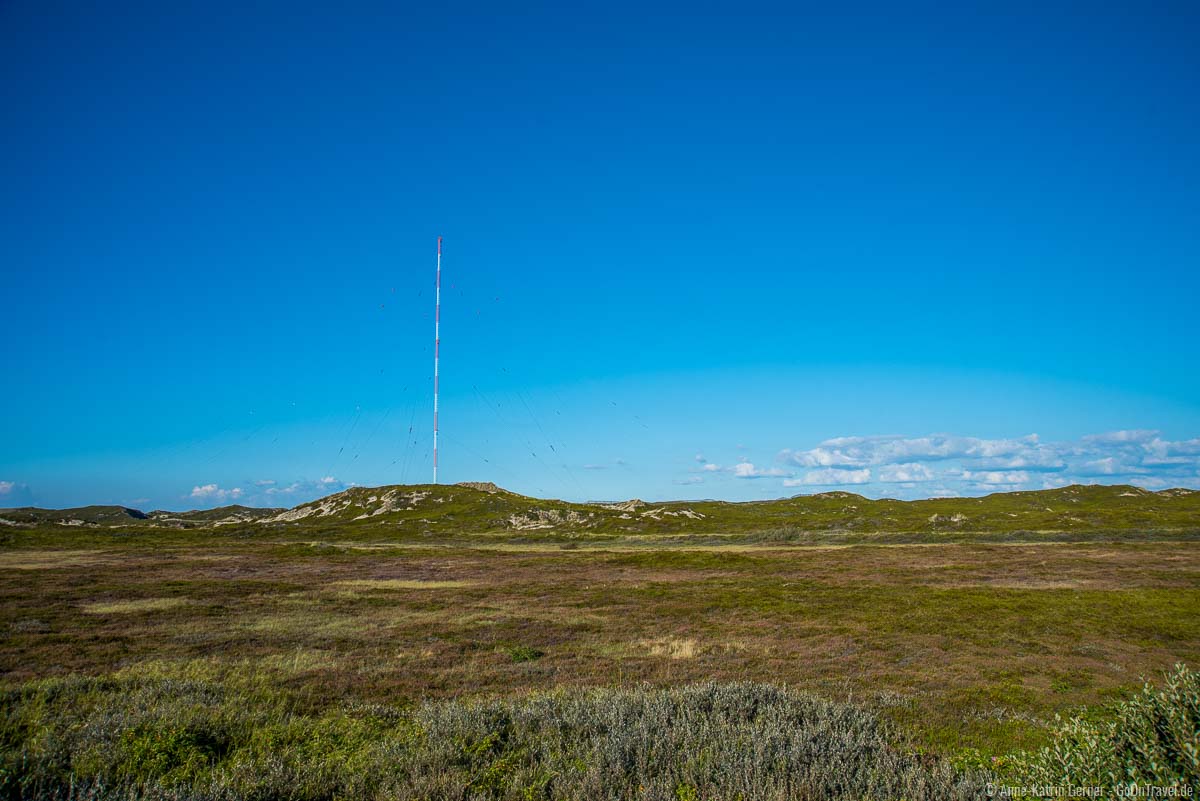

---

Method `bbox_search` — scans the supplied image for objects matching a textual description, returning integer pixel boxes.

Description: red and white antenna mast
[433,236,442,484]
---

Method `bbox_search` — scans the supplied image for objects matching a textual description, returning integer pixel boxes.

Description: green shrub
[1005,663,1199,789]
[0,677,986,800]
[506,646,544,663]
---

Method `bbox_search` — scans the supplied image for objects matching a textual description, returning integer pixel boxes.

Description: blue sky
[2,1,1199,510]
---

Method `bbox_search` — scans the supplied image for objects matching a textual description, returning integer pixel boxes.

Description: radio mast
[433,236,442,484]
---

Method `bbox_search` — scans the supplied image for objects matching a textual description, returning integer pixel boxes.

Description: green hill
[2,482,1197,542]
[0,505,149,526]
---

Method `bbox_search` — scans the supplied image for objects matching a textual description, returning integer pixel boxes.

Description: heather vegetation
[997,663,1199,789]
[2,667,1197,799]
[2,484,1198,798]
[1,678,987,800]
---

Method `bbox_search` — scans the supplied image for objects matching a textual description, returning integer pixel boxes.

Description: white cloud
[181,476,357,510]
[732,462,789,479]
[694,453,706,463]
[1077,457,1148,476]
[878,463,935,482]
[1082,430,1158,444]
[782,434,1045,470]
[1129,476,1169,489]
[265,476,351,497]
[785,468,871,486]
[775,430,1200,496]
[674,476,704,485]
[1142,437,1200,465]
[1078,457,1119,475]
[582,464,607,470]
[961,470,1030,485]
[0,481,34,507]
[702,463,720,472]
[974,454,1065,471]
[783,446,868,468]
[189,484,244,503]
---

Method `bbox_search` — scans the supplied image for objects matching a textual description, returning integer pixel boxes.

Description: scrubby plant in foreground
[1003,663,1199,790]
[0,677,986,800]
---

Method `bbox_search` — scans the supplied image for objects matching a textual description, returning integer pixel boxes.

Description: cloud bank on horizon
[3,430,1199,511]
[158,428,1200,507]
[184,477,354,509]
[688,429,1200,500]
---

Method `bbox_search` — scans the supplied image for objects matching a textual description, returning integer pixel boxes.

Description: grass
[80,598,191,615]
[3,539,1197,753]
[328,579,476,590]
[0,676,986,800]
[3,667,1195,799]
[1,516,1197,796]
[642,637,699,660]
[506,645,545,662]
[0,551,119,570]
[1000,663,1199,788]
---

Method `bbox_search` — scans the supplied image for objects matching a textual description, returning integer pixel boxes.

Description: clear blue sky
[2,1,1198,509]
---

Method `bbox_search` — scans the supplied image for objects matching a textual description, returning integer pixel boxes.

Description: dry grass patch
[329,579,475,591]
[981,579,1086,589]
[237,609,373,639]
[0,550,112,570]
[261,649,342,674]
[643,637,700,660]
[713,638,764,655]
[81,598,190,615]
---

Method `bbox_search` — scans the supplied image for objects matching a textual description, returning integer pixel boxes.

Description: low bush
[0,678,985,800]
[8,665,1196,800]
[1002,663,1199,790]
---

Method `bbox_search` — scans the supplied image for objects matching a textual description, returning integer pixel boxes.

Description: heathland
[2,483,1198,799]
